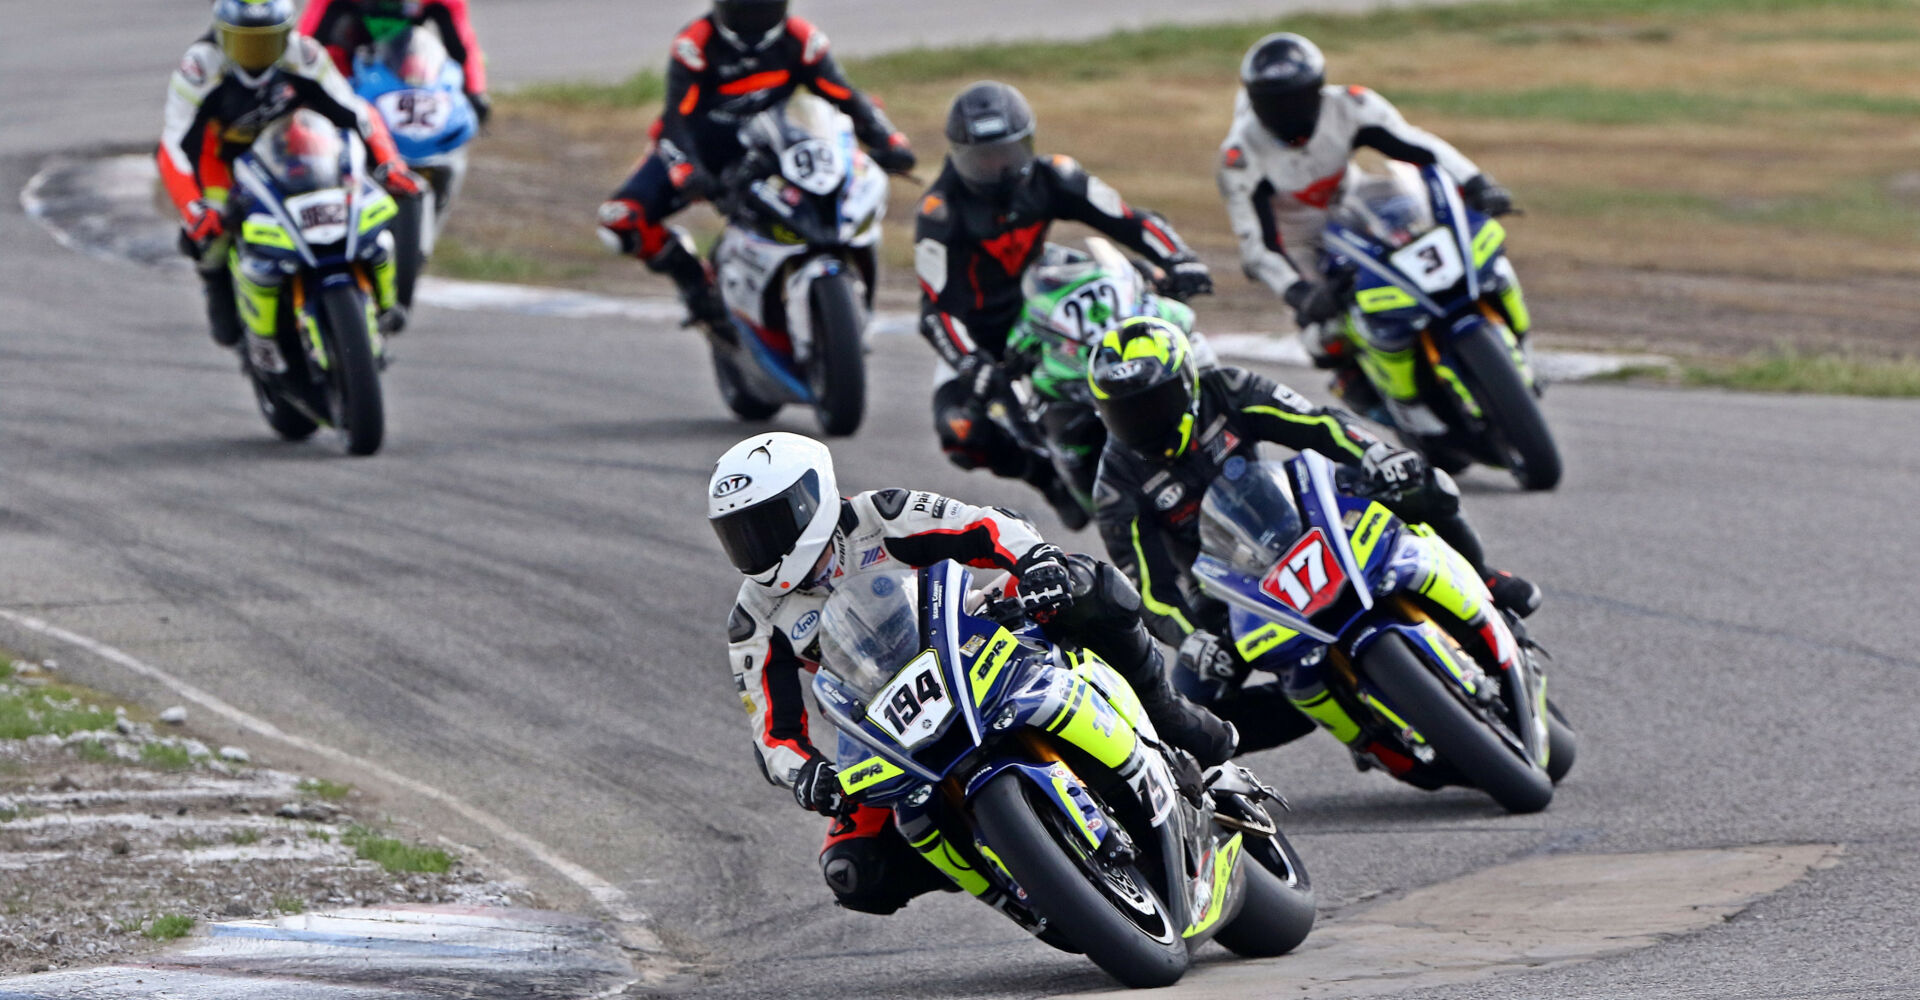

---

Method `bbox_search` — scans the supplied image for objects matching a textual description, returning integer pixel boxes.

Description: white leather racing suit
[725,489,1044,787]
[1216,85,1483,298]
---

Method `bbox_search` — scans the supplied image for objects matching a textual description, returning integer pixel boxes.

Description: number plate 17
[1259,527,1348,617]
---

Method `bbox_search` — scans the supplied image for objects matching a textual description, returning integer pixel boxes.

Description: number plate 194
[866,649,954,749]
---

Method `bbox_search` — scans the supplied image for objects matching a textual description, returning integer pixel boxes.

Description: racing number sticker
[1259,527,1348,617]
[867,650,953,748]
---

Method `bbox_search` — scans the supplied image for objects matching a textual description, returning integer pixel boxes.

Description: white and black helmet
[707,432,839,593]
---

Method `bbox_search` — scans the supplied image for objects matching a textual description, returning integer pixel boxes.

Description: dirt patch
[460,0,1919,362]
[0,657,530,975]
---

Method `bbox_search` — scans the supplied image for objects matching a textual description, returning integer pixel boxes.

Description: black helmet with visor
[1240,33,1327,147]
[714,0,789,50]
[945,81,1036,201]
[1088,317,1202,460]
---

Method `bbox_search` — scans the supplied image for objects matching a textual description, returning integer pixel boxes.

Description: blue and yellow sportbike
[352,25,478,310]
[815,563,1314,988]
[1192,452,1576,813]
[228,110,399,455]
[1324,162,1561,490]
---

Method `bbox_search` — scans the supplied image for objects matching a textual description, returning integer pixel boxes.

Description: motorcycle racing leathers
[1092,365,1516,758]
[915,156,1204,501]
[1217,85,1533,417]
[598,15,910,323]
[158,31,407,349]
[299,0,490,105]
[728,488,1227,914]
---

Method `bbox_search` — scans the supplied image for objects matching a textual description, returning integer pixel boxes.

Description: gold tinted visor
[220,23,291,72]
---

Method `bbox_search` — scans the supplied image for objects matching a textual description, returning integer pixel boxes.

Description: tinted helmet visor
[1102,374,1194,457]
[1249,86,1324,145]
[717,0,788,42]
[711,470,821,576]
[220,23,292,72]
[951,135,1034,197]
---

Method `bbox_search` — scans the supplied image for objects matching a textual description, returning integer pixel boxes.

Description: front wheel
[250,374,317,442]
[1212,829,1316,958]
[972,773,1189,989]
[1455,322,1561,491]
[1546,698,1577,785]
[806,270,866,436]
[1359,633,1554,814]
[317,283,385,456]
[712,346,781,422]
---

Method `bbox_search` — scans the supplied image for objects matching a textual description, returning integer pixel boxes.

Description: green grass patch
[511,70,664,108]
[297,778,353,802]
[273,894,306,914]
[0,660,13,682]
[1394,86,1920,126]
[0,683,117,741]
[1685,352,1920,397]
[140,743,194,771]
[1527,178,1920,240]
[143,914,194,941]
[431,237,580,283]
[229,828,260,846]
[74,739,114,764]
[343,826,452,874]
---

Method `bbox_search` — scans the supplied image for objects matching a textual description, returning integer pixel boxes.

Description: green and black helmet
[1088,316,1201,459]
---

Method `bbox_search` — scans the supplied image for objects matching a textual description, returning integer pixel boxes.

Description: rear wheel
[317,284,385,456]
[807,271,866,436]
[1212,829,1316,958]
[1359,633,1553,814]
[1455,323,1561,491]
[712,347,780,421]
[972,772,1189,988]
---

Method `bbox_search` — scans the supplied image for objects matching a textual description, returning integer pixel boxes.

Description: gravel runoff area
[0,655,532,976]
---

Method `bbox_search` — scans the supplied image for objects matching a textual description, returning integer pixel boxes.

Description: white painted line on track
[0,608,655,938]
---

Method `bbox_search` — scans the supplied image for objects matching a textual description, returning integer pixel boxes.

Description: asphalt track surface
[5,3,1920,999]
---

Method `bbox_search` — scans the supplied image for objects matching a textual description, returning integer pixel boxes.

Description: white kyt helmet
[707,432,840,593]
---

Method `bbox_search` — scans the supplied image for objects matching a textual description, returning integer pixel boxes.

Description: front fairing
[1326,164,1510,341]
[353,43,476,162]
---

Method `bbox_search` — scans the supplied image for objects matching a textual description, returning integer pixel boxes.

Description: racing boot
[199,267,243,349]
[1422,509,1542,619]
[1484,569,1542,619]
[650,236,730,338]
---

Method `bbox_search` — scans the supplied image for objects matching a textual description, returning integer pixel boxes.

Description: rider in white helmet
[707,432,1234,917]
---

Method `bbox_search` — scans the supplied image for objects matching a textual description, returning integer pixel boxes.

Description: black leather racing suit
[913,155,1199,483]
[1092,366,1499,752]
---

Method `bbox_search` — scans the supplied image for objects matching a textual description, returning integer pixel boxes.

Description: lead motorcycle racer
[916,81,1215,530]
[158,0,424,352]
[1085,317,1542,758]
[706,432,1234,914]
[1217,32,1528,435]
[598,0,916,331]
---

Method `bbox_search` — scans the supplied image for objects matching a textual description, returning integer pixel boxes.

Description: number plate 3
[866,649,954,748]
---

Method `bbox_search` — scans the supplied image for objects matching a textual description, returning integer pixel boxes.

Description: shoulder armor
[727,602,755,643]
[1045,154,1084,180]
[869,488,911,519]
[788,17,829,66]
[1209,365,1253,393]
[1346,84,1371,99]
[176,42,224,91]
[283,34,331,76]
[918,193,949,223]
[672,18,713,72]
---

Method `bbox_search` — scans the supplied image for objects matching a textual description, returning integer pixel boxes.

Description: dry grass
[470,0,1920,362]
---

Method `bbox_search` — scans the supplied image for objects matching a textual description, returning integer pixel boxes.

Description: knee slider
[820,840,909,915]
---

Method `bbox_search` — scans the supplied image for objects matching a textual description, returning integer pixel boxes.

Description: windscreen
[817,569,923,703]
[252,110,347,195]
[369,27,450,88]
[1197,461,1305,577]
[1334,164,1435,250]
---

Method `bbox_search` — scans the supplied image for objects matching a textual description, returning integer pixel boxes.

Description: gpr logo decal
[711,474,752,498]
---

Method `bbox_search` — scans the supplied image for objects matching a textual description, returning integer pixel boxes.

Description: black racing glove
[869,135,917,175]
[953,352,1009,405]
[1463,174,1515,217]
[1157,255,1214,300]
[1284,274,1352,328]
[467,90,492,129]
[1177,629,1248,699]
[1362,442,1429,495]
[1013,544,1073,620]
[791,756,843,815]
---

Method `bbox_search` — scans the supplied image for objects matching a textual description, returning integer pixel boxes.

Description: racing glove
[467,90,492,129]
[1362,442,1429,493]
[1157,255,1215,300]
[1284,274,1352,328]
[1463,174,1515,217]
[953,352,1010,406]
[1177,629,1248,699]
[374,160,425,198]
[792,756,843,815]
[678,162,728,204]
[1013,544,1073,620]
[182,199,225,258]
[869,133,917,175]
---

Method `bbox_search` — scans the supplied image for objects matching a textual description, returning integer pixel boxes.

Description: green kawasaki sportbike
[1004,239,1207,522]
[817,562,1315,988]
